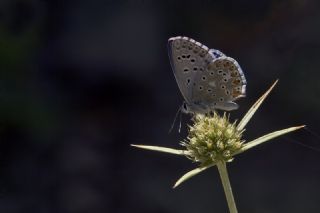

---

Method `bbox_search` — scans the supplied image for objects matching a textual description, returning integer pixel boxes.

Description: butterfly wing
[168,36,215,104]
[191,56,247,111]
[209,49,225,58]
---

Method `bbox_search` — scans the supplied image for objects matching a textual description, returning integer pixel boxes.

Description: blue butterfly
[168,36,247,114]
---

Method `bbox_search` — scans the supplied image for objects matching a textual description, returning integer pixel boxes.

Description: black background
[0,0,320,213]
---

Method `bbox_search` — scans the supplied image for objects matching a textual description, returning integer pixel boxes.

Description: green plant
[132,80,304,213]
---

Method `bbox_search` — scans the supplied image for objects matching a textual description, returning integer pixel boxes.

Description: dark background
[1,0,320,212]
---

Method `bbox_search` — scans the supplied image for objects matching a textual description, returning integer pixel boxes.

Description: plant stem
[216,161,238,213]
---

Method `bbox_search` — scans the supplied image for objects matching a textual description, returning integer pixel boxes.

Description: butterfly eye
[193,67,198,71]
[182,102,188,111]
[184,68,189,72]
[190,58,195,63]
[202,76,207,81]
[219,97,224,102]
[221,85,226,89]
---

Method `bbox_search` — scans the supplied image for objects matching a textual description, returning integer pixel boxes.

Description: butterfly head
[181,102,191,114]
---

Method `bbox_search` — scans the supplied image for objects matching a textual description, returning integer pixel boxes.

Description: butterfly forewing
[168,36,214,103]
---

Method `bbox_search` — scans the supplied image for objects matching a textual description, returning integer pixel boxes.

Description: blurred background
[0,0,320,212]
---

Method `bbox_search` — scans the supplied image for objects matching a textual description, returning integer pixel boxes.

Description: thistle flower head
[132,80,305,189]
[181,112,244,166]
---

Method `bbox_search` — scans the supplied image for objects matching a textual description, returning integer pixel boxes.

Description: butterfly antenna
[169,105,183,133]
[283,135,320,153]
[178,108,183,133]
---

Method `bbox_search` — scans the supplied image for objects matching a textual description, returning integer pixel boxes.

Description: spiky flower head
[132,80,305,189]
[181,112,244,166]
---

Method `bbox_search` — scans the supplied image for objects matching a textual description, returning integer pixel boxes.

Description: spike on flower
[131,80,305,188]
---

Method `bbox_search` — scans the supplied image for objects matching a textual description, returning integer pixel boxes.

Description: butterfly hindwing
[191,56,246,111]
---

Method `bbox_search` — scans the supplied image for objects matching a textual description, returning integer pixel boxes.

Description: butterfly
[168,36,247,114]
